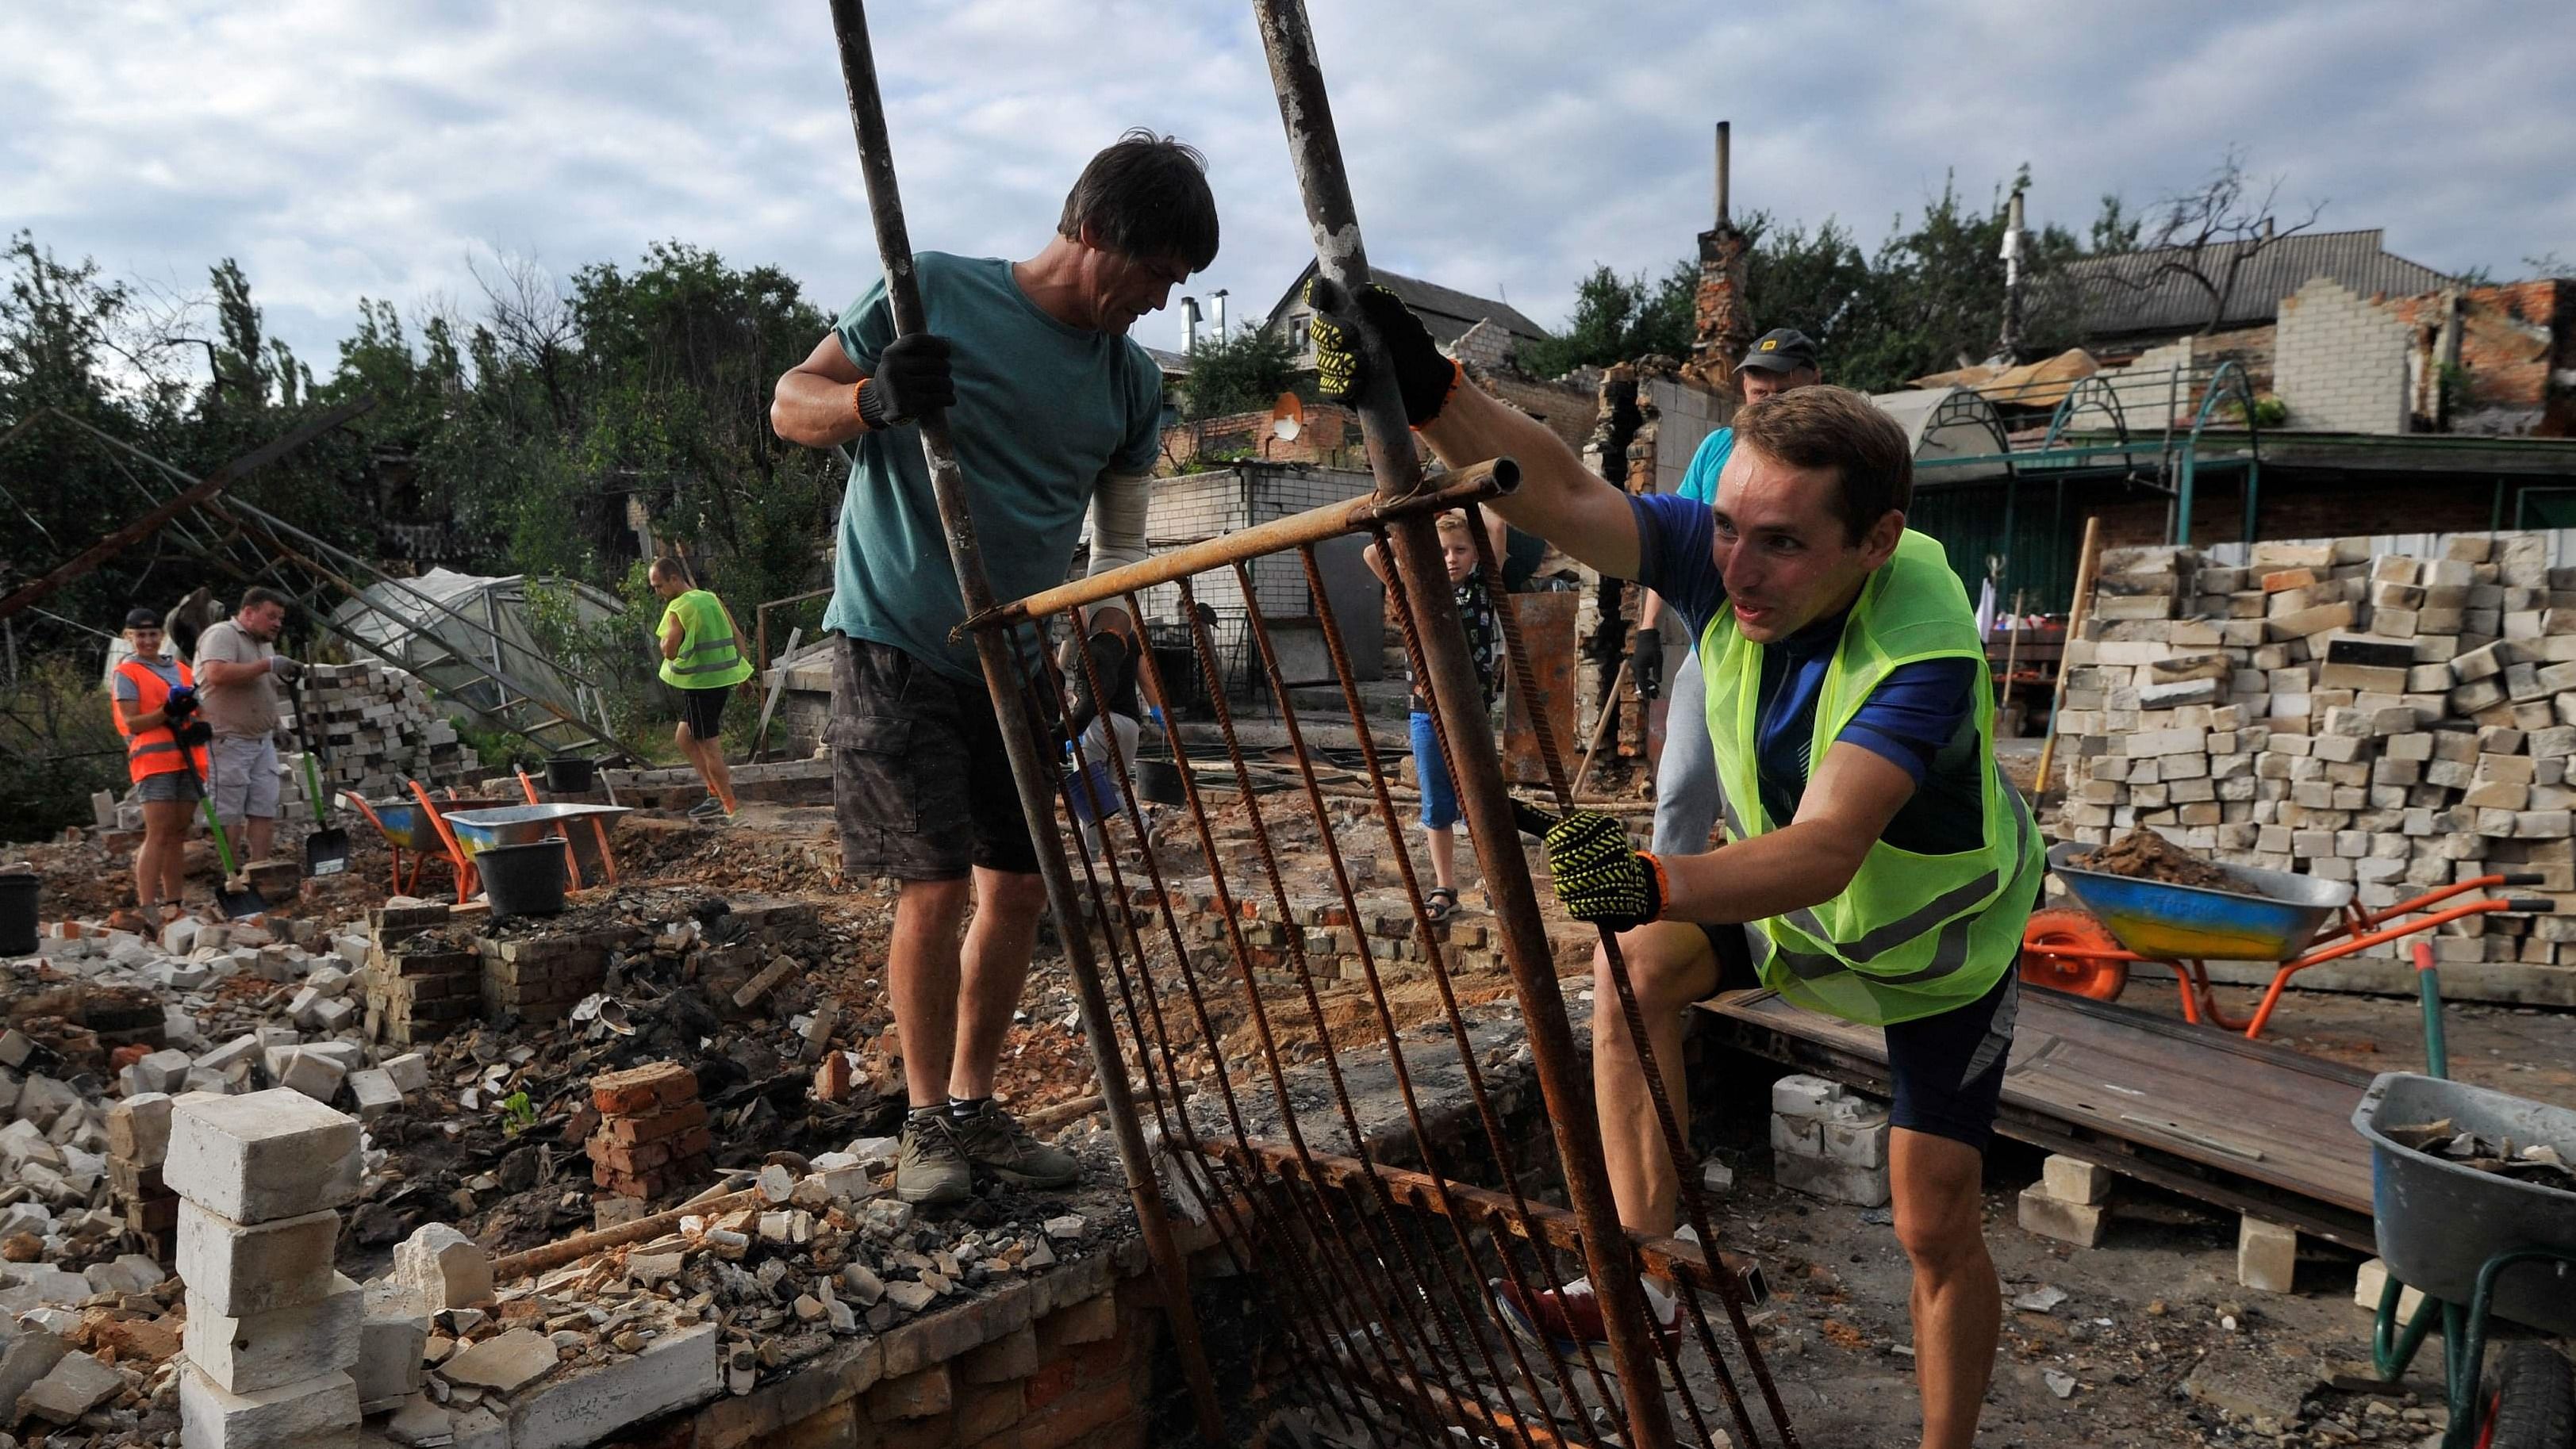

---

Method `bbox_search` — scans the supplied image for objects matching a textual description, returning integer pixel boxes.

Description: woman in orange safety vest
[110,607,210,919]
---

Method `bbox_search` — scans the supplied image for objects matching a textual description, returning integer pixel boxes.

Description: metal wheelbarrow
[2021,839,2557,1040]
[2355,940,2576,1448]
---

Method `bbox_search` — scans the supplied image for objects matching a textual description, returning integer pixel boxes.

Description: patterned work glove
[1306,281,1461,427]
[1542,810,1664,930]
[859,332,955,428]
[1058,627,1134,735]
[268,655,302,684]
[1630,626,1663,702]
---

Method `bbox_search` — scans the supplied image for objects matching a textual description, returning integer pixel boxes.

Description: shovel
[286,677,350,876]
[189,760,267,918]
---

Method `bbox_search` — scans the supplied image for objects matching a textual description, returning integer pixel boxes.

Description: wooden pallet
[1698,984,2378,1252]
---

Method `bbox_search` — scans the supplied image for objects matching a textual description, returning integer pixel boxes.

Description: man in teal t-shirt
[770,131,1218,1208]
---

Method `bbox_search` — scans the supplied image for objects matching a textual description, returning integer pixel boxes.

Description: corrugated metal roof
[2063,228,2451,338]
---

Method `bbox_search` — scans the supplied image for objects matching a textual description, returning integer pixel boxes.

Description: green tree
[1516,260,1697,377]
[1181,322,1300,420]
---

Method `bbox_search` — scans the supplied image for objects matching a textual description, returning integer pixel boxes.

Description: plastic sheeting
[327,569,624,724]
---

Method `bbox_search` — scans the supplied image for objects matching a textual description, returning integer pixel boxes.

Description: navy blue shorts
[1704,923,2019,1152]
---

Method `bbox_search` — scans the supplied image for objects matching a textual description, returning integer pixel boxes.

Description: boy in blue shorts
[1366,508,1505,922]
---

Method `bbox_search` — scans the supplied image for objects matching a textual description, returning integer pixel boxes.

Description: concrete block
[347,1068,403,1121]
[274,1048,347,1102]
[1769,1074,1841,1120]
[2353,1258,2427,1321]
[1769,1113,1822,1160]
[19,1349,126,1425]
[506,1322,721,1449]
[358,1281,431,1409]
[1775,1152,1891,1207]
[106,1092,175,1166]
[0,1323,72,1425]
[177,1201,341,1317]
[440,1328,563,1395]
[1821,1114,1889,1170]
[179,1363,359,1449]
[394,1221,495,1310]
[2041,1154,2114,1206]
[181,1271,363,1394]
[2017,1185,2106,1247]
[381,1052,432,1095]
[2238,1217,2298,1293]
[164,1088,361,1223]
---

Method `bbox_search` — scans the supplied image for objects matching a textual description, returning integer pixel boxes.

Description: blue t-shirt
[1633,493,1986,854]
[1676,427,1733,505]
[825,253,1165,682]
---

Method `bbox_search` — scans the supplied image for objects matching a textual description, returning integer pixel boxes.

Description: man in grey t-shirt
[194,586,303,864]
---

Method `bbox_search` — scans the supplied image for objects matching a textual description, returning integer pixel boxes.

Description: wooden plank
[1697,986,2378,1244]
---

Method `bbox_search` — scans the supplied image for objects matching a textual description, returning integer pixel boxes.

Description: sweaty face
[238,602,286,641]
[1081,236,1189,335]
[1708,443,1900,643]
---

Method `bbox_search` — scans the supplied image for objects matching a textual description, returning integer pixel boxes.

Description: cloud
[4,0,2568,372]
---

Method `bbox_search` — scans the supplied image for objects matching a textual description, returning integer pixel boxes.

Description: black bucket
[543,756,597,794]
[0,869,36,956]
[479,838,569,920]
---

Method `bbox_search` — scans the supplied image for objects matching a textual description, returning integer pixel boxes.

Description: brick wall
[1158,404,1363,474]
[2275,278,2413,433]
[1135,466,1379,683]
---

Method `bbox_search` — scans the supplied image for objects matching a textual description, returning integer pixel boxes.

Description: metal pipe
[1715,120,1731,228]
[823,6,1223,1439]
[965,458,1516,632]
[1250,6,1677,1443]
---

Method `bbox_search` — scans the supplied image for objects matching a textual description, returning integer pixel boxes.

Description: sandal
[1424,886,1458,923]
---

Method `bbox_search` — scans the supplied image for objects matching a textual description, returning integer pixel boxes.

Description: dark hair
[240,586,291,614]
[1058,129,1219,274]
[1731,385,1913,544]
[649,557,691,586]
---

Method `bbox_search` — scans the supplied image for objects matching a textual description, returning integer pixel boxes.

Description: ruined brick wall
[1157,404,1362,474]
[2386,280,2576,437]
[2275,278,2411,434]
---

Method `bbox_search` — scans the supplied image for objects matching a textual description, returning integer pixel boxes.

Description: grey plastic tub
[2352,1071,2576,1336]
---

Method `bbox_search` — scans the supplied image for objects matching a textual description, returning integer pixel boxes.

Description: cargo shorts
[210,734,282,820]
[828,634,1046,880]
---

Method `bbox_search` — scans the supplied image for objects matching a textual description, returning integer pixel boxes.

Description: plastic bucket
[479,838,570,920]
[0,870,36,956]
[1065,761,1119,826]
[543,757,597,794]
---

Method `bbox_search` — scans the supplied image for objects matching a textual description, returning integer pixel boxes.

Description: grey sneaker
[895,1114,972,1206]
[953,1101,1081,1190]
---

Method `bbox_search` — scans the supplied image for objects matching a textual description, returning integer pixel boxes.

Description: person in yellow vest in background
[110,607,212,921]
[1314,287,2040,1449]
[650,558,754,822]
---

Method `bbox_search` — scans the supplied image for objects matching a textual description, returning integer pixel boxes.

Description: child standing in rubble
[1365,508,1506,922]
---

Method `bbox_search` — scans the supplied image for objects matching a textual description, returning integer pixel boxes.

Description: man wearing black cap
[1638,328,1821,858]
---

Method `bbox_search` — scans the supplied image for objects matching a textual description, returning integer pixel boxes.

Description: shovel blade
[214,883,267,919]
[305,827,352,878]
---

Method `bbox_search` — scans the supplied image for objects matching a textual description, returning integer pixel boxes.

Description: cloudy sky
[8,0,2570,374]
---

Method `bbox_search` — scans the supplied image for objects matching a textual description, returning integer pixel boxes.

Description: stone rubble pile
[2054,532,2576,970]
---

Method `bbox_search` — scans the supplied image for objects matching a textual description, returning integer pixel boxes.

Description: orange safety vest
[113,657,209,786]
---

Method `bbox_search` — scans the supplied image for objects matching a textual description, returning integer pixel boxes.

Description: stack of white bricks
[291,661,479,801]
[1767,1074,1891,1208]
[2054,532,2576,971]
[167,1089,368,1447]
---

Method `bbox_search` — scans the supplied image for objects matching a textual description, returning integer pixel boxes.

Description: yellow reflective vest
[657,589,752,690]
[1699,529,2041,1025]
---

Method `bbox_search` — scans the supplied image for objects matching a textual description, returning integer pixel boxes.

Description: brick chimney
[1689,121,1755,393]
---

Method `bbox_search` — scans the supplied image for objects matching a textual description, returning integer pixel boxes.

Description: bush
[0,657,130,844]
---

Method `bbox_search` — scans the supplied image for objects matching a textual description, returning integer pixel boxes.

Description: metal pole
[1250,5,1678,1443]
[821,5,1224,1440]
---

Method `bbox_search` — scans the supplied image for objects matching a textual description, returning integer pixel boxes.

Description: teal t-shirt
[1676,425,1734,504]
[824,252,1165,681]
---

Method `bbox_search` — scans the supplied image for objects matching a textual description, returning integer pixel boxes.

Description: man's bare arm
[1419,383,1641,580]
[1658,741,1918,924]
[770,334,869,448]
[658,614,685,663]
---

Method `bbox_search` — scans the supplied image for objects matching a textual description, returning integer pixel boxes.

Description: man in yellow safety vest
[651,558,754,822]
[1315,289,2038,1449]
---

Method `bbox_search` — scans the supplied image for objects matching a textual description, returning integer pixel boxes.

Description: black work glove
[163,686,200,721]
[1543,811,1664,930]
[859,332,955,428]
[1307,281,1460,427]
[1630,627,1663,702]
[177,719,214,748]
[1058,628,1135,735]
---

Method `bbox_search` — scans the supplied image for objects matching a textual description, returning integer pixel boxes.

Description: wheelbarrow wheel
[2020,908,2129,1001]
[2478,1341,2574,1449]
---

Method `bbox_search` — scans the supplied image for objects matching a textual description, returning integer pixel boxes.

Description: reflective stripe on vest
[658,591,753,688]
[113,657,208,784]
[1700,529,2042,1026]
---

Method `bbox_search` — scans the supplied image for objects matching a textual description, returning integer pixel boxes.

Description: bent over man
[1316,292,2038,1449]
[772,130,1217,1206]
